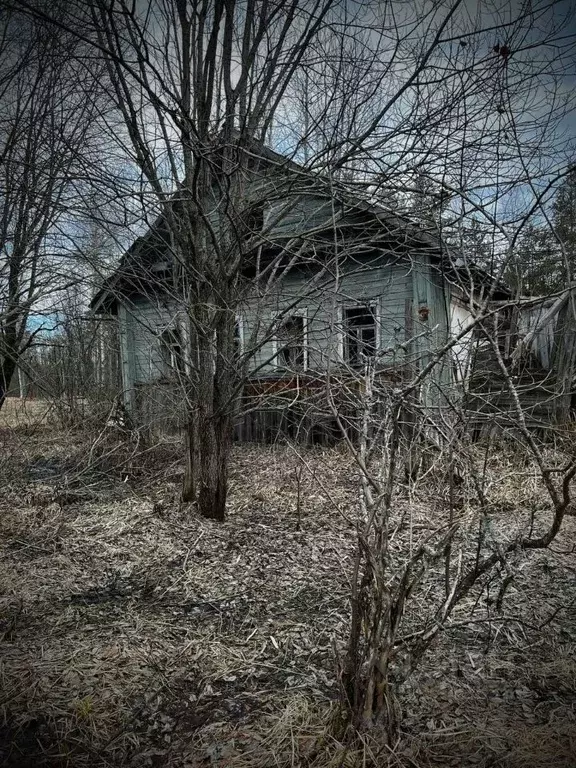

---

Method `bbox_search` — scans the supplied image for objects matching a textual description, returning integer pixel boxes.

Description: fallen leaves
[0,434,575,767]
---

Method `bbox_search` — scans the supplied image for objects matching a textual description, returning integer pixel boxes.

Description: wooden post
[118,302,137,416]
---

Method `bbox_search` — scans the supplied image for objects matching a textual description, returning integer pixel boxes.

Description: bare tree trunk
[18,365,26,399]
[0,355,17,410]
[0,319,22,411]
[197,415,229,521]
[193,308,236,521]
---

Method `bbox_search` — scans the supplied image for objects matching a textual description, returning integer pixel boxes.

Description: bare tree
[15,0,545,520]
[21,0,377,520]
[5,0,576,754]
[0,5,103,409]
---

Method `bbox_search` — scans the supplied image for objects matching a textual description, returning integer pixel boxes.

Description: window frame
[272,308,309,373]
[234,314,244,360]
[159,325,185,378]
[340,300,380,367]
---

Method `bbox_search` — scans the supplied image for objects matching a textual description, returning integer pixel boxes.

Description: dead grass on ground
[0,425,575,767]
[0,398,52,428]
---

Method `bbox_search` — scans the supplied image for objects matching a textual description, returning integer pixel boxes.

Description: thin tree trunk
[18,365,26,399]
[0,350,18,412]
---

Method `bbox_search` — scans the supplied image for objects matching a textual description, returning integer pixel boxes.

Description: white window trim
[339,300,380,365]
[235,314,244,352]
[158,323,183,377]
[177,313,193,374]
[273,307,309,372]
[336,304,344,361]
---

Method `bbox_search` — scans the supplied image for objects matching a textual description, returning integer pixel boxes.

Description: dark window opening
[154,268,172,282]
[277,315,306,371]
[344,305,377,366]
[246,204,265,236]
[160,327,185,376]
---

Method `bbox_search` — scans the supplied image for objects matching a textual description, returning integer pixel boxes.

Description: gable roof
[91,213,172,313]
[91,141,511,312]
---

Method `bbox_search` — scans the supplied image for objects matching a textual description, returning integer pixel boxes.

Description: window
[160,327,185,376]
[246,204,264,236]
[149,261,173,283]
[344,305,377,366]
[276,313,306,371]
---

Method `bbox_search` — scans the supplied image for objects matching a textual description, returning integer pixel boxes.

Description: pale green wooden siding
[120,297,180,384]
[204,184,340,242]
[409,255,451,403]
[264,195,341,238]
[119,253,450,391]
[240,253,413,373]
[117,302,137,409]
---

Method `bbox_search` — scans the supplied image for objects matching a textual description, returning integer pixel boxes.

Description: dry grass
[0,397,51,428]
[0,424,575,767]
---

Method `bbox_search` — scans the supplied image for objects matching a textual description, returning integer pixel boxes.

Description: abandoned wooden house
[91,142,514,442]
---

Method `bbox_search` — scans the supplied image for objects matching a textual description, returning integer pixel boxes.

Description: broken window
[276,314,306,371]
[160,327,184,376]
[344,305,377,366]
[246,204,265,236]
